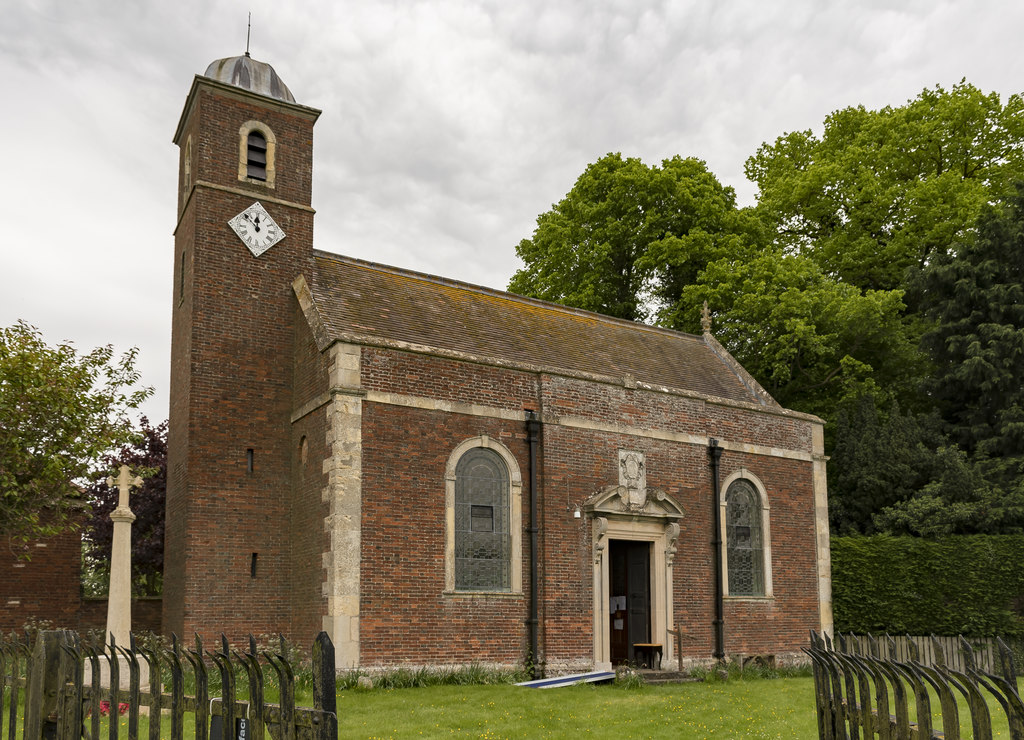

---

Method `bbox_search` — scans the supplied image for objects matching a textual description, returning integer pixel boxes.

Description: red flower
[98,701,129,716]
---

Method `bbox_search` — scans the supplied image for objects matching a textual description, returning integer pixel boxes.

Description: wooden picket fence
[840,633,1002,674]
[0,630,337,740]
[808,631,1024,739]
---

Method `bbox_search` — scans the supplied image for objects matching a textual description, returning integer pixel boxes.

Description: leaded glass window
[455,448,510,590]
[726,479,765,596]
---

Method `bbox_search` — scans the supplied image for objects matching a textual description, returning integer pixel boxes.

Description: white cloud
[2,0,1023,422]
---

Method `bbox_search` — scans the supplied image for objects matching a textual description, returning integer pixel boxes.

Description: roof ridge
[312,249,705,344]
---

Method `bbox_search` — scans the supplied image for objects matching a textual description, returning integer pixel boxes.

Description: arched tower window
[719,471,773,598]
[246,131,267,180]
[237,121,277,188]
[445,436,523,594]
[181,136,192,211]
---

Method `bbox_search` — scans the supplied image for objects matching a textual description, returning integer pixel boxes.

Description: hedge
[831,535,1024,637]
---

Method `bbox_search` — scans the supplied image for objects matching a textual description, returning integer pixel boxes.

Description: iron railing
[0,630,337,740]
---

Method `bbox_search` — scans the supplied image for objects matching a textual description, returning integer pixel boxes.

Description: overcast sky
[2,0,1022,423]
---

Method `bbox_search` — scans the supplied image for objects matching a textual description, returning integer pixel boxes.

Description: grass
[334,666,1024,739]
[337,677,819,739]
[4,663,1022,739]
[2,672,819,740]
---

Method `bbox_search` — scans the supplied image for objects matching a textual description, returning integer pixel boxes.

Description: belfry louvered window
[725,479,765,596]
[246,131,268,180]
[454,448,510,591]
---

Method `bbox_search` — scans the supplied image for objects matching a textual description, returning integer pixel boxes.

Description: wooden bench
[633,643,662,670]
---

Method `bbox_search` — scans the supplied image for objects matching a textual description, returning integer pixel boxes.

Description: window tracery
[720,472,773,598]
[444,436,523,594]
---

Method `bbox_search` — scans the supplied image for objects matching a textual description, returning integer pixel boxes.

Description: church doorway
[608,539,651,665]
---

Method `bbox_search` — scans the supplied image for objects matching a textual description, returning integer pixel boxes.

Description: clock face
[228,202,285,257]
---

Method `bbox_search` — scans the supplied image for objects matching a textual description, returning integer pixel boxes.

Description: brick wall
[0,529,81,632]
[359,401,533,666]
[361,346,540,410]
[353,345,822,666]
[288,306,330,641]
[164,78,318,643]
[79,597,163,635]
[541,373,813,452]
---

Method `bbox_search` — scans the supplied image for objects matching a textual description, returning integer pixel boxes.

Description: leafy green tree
[81,417,166,596]
[511,152,926,430]
[510,85,1024,536]
[0,321,151,545]
[746,82,1024,292]
[916,187,1024,474]
[669,251,925,424]
[510,153,754,321]
[833,188,1024,537]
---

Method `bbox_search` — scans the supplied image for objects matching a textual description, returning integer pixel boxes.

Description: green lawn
[336,678,819,739]
[4,672,1019,739]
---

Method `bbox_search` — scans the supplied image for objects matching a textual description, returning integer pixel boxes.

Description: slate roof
[307,251,773,407]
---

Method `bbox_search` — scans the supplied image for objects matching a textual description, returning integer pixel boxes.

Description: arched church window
[246,131,268,181]
[455,447,510,590]
[725,478,765,596]
[444,436,522,595]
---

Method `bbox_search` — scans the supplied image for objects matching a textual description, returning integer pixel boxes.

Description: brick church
[164,53,833,671]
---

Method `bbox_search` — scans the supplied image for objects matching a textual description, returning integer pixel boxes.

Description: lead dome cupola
[203,54,296,103]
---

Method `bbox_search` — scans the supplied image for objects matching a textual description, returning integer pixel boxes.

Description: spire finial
[701,300,712,335]
[245,12,252,57]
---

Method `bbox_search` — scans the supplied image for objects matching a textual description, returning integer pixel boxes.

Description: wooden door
[609,540,651,665]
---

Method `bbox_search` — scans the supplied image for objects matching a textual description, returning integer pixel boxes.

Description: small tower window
[247,132,267,181]
[179,250,186,304]
[238,121,276,187]
[181,136,192,210]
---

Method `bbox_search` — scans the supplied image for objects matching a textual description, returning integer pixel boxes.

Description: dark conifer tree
[829,396,945,533]
[918,188,1024,475]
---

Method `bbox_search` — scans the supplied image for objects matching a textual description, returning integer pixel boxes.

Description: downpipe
[709,438,725,661]
[526,410,542,678]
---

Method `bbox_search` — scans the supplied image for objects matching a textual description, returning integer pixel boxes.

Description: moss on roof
[308,251,767,406]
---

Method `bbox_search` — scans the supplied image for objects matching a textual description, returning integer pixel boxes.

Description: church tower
[165,55,321,639]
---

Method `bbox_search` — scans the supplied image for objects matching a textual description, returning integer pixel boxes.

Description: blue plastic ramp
[516,671,616,689]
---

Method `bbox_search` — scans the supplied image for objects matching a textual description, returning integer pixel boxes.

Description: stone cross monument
[105,465,141,646]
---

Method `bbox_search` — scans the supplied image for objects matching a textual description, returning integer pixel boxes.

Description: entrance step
[639,669,698,685]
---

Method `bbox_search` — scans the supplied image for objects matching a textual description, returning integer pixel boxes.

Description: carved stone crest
[619,450,647,509]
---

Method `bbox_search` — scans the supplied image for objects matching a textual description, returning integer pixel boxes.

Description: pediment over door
[583,484,685,522]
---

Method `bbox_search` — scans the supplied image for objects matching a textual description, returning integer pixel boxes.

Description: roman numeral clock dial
[228,202,285,257]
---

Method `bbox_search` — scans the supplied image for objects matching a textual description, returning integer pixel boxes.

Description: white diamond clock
[228,202,285,257]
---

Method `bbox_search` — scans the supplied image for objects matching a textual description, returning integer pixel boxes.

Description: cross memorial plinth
[105,464,141,648]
